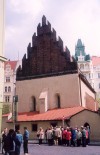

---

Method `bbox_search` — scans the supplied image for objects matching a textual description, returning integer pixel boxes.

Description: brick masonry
[17,15,77,80]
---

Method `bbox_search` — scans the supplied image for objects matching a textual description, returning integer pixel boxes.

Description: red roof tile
[92,56,100,66]
[5,61,18,71]
[6,106,88,122]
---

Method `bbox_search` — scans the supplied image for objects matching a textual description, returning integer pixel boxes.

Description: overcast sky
[5,0,100,60]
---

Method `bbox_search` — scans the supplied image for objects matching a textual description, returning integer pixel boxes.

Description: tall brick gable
[17,15,77,80]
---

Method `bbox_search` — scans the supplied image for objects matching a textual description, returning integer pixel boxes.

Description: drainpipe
[79,75,82,106]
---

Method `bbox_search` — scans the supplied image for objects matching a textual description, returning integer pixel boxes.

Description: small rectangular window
[6,77,10,82]
[50,122,57,127]
[5,96,7,102]
[5,96,10,102]
[32,124,37,131]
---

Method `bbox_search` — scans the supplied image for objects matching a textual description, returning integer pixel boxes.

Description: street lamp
[13,95,18,130]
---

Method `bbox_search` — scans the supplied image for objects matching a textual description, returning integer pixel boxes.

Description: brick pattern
[17,15,77,79]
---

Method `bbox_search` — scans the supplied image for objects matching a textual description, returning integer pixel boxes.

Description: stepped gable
[17,15,78,80]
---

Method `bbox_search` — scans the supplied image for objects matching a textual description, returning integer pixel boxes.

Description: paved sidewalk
[89,141,100,146]
[0,140,100,155]
[28,139,100,146]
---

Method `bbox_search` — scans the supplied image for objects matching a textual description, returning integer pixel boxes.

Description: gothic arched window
[55,94,61,108]
[8,86,11,92]
[31,96,36,111]
[5,86,7,92]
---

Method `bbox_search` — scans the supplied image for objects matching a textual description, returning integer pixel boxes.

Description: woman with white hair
[37,127,44,145]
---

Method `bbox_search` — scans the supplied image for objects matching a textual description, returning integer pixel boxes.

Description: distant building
[75,39,94,87]
[2,16,100,140]
[0,0,6,133]
[3,60,21,105]
[75,39,100,100]
[92,56,100,98]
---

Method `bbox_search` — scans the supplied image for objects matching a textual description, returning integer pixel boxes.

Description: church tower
[75,39,90,61]
[75,39,86,61]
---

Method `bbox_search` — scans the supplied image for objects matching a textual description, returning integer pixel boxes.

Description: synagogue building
[3,16,100,140]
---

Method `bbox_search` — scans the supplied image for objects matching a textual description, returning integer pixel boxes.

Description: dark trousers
[48,139,53,145]
[77,139,81,146]
[2,142,4,154]
[58,137,62,145]
[39,139,42,145]
[23,140,28,153]
[86,138,90,145]
[4,152,9,155]
[71,139,76,146]
[82,137,86,147]
[9,152,15,155]
[66,140,70,146]
[62,139,66,145]
[15,145,21,155]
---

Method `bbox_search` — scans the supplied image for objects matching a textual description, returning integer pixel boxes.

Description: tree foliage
[2,104,11,114]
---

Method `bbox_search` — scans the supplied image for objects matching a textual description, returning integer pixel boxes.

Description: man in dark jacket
[2,128,8,154]
[81,126,86,147]
[23,127,29,155]
[4,129,15,155]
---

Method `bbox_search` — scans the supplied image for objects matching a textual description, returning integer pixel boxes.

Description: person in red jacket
[66,127,71,146]
[62,127,67,145]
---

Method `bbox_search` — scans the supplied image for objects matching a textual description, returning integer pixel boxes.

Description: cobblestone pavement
[20,144,100,155]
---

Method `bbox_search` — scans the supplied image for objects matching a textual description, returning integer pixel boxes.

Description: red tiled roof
[92,56,100,66]
[4,61,18,71]
[6,106,88,122]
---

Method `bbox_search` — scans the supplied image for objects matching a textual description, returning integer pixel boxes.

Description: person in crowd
[81,126,86,147]
[86,126,90,145]
[76,128,82,147]
[46,127,53,145]
[14,129,23,155]
[70,127,77,147]
[53,127,58,145]
[2,128,8,154]
[37,127,44,145]
[23,127,29,155]
[55,126,62,145]
[62,127,67,145]
[85,127,89,145]
[4,129,15,155]
[66,127,71,146]
[45,128,48,143]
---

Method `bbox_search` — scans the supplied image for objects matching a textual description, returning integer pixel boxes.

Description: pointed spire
[77,39,82,47]
[42,15,46,26]
[47,21,51,30]
[32,33,37,47]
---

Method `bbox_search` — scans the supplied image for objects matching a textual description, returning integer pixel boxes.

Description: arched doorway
[84,122,90,129]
